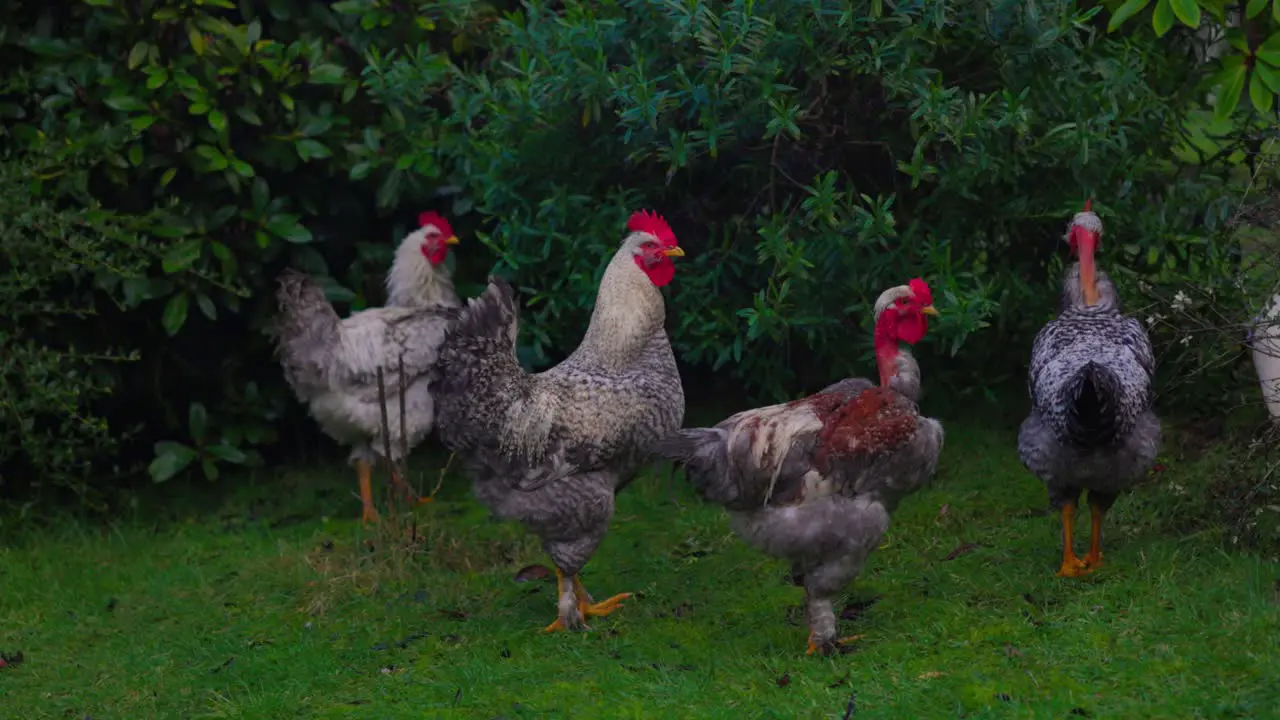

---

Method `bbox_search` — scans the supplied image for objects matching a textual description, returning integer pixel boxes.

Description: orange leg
[1056,502,1091,578]
[388,465,431,506]
[1084,500,1105,568]
[357,460,378,524]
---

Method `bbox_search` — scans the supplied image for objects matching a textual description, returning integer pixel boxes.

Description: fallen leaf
[936,503,949,519]
[776,672,791,688]
[513,564,551,583]
[942,541,984,561]
[917,671,945,680]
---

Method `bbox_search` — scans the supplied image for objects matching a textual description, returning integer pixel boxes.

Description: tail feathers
[436,275,522,401]
[273,268,341,400]
[1064,361,1126,445]
[655,427,738,506]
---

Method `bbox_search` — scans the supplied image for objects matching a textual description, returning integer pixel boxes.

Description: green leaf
[128,144,144,166]
[162,291,189,336]
[309,63,346,85]
[1169,0,1200,26]
[1248,71,1275,114]
[195,144,229,171]
[231,159,255,177]
[250,178,270,214]
[162,239,202,273]
[295,139,332,161]
[1107,0,1151,30]
[128,41,150,70]
[130,114,157,132]
[1214,64,1248,120]
[188,402,209,441]
[161,167,178,186]
[280,93,295,112]
[104,95,147,112]
[201,459,219,481]
[207,443,248,464]
[376,168,403,210]
[349,162,373,180]
[189,26,207,55]
[208,110,227,132]
[1259,32,1280,68]
[197,292,217,320]
[149,441,197,483]
[146,70,169,89]
[1152,0,1175,36]
[235,106,263,126]
[1246,0,1269,18]
[266,215,313,243]
[1257,63,1280,94]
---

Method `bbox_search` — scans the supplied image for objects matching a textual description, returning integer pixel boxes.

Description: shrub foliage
[0,0,1271,503]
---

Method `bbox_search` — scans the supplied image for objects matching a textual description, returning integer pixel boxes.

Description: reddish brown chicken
[657,280,944,655]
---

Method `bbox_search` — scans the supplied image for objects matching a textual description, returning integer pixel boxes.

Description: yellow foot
[806,633,864,656]
[360,504,380,525]
[1056,555,1092,578]
[1083,552,1103,569]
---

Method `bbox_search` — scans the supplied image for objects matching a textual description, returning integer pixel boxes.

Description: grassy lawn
[2,405,1278,719]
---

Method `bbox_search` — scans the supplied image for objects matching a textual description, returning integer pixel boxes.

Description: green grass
[2,412,1278,720]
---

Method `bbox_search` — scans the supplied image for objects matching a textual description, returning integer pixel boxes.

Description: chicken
[431,210,685,632]
[1018,201,1161,577]
[656,279,943,655]
[273,212,461,524]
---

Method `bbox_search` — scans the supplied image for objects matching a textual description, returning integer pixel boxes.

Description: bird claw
[1056,555,1093,578]
[806,633,864,656]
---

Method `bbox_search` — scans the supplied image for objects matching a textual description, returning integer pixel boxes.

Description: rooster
[1018,202,1160,577]
[274,212,460,524]
[657,279,943,655]
[431,210,685,632]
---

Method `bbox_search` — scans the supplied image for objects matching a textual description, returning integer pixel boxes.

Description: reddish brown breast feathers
[810,387,917,469]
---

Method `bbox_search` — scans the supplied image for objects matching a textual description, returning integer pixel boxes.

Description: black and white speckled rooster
[657,279,943,655]
[430,211,686,632]
[1018,201,1161,578]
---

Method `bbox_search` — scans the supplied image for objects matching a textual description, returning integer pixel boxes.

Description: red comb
[908,278,933,306]
[1083,199,1092,212]
[418,211,453,237]
[626,209,677,246]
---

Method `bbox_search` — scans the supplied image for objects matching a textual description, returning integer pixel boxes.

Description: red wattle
[635,255,676,287]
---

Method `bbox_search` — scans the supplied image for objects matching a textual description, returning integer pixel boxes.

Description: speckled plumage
[272,225,459,467]
[431,230,685,630]
[656,286,943,654]
[1018,261,1161,510]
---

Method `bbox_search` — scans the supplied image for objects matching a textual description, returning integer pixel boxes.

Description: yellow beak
[920,305,939,317]
[663,246,685,257]
[445,235,460,245]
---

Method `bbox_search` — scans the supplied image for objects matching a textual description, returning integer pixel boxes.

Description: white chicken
[273,212,460,523]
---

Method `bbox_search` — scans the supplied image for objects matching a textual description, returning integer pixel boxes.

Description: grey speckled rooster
[273,212,460,524]
[657,279,943,656]
[1018,202,1160,578]
[430,211,686,632]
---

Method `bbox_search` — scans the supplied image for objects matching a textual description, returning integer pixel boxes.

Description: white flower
[1172,291,1191,312]
[1146,316,1156,326]
[1179,335,1191,346]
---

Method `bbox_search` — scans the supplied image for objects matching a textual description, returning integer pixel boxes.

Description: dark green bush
[0,0,482,500]
[0,0,1270,507]
[377,0,1254,401]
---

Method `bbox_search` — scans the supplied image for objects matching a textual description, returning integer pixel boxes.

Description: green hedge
[0,0,1266,505]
